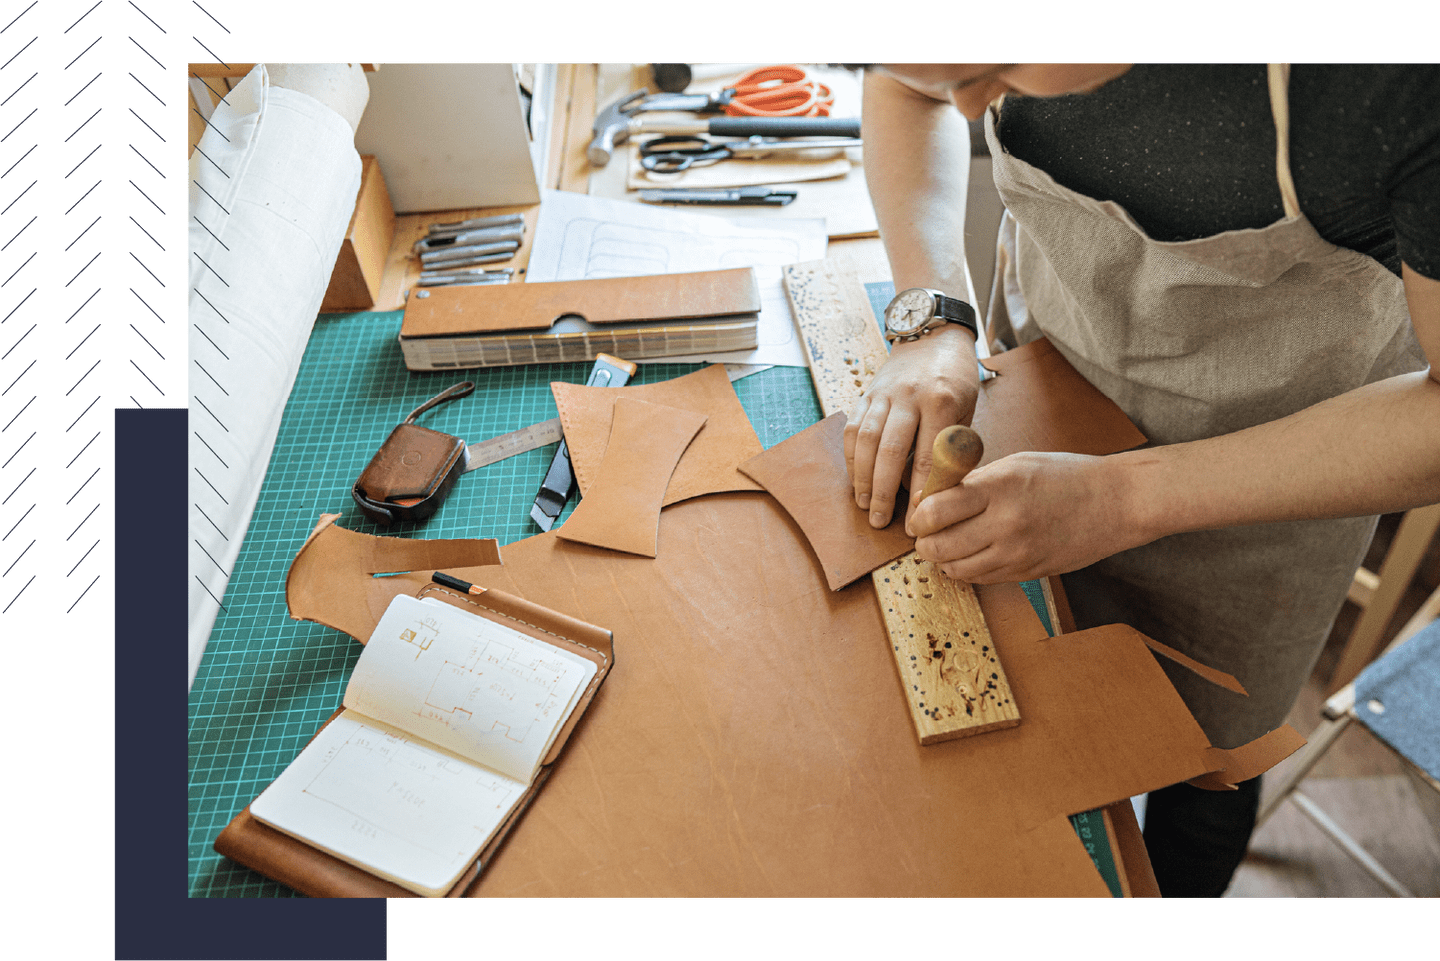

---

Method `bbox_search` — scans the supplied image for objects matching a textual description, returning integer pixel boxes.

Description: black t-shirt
[995,64,1440,280]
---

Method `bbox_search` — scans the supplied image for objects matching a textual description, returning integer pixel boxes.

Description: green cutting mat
[187,305,1122,898]
[186,311,821,898]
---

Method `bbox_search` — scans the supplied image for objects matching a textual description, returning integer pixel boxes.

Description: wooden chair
[1330,503,1440,693]
[1255,588,1440,896]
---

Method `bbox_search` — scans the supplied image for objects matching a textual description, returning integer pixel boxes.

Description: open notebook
[247,594,599,896]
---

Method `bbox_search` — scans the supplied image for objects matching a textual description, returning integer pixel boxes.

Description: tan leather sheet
[281,497,1302,896]
[552,363,764,505]
[973,336,1148,458]
[738,412,913,590]
[737,336,1150,591]
[557,398,707,557]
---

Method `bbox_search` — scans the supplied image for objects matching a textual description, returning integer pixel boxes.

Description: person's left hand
[907,450,1151,583]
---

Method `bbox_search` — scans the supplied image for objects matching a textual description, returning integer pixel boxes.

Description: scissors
[638,134,862,173]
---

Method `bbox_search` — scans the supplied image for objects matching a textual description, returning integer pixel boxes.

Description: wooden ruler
[783,260,1020,744]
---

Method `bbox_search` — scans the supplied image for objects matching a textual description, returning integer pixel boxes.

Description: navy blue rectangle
[115,408,385,959]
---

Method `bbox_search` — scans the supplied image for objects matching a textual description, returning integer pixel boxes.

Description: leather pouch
[352,382,472,525]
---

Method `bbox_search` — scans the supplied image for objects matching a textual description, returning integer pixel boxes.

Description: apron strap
[1266,63,1302,219]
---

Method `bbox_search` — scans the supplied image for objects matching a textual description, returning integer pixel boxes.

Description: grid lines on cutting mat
[187,307,820,896]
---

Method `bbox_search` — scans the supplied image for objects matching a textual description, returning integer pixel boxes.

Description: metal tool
[639,134,861,173]
[530,354,639,530]
[426,212,524,239]
[415,224,524,254]
[638,185,797,206]
[419,241,519,267]
[588,89,732,167]
[462,417,564,472]
[589,92,860,165]
[417,267,514,287]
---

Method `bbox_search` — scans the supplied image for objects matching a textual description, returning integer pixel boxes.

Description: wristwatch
[883,287,978,344]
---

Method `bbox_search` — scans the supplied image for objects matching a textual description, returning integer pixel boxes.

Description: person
[848,64,1440,896]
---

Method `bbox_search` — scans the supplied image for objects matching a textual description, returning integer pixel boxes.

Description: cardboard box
[352,64,555,213]
[320,155,395,313]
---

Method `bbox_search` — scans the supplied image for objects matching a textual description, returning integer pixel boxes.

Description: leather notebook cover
[399,267,761,338]
[214,584,613,898]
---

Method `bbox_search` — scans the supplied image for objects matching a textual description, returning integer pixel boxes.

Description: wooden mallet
[916,425,984,504]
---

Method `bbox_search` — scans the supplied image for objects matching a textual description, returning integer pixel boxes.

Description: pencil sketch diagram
[299,719,518,859]
[395,614,440,656]
[415,633,575,745]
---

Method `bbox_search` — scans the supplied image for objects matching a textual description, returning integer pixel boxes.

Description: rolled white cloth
[187,64,367,687]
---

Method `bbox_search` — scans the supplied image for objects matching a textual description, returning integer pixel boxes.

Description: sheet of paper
[251,710,523,896]
[526,188,826,366]
[344,595,597,784]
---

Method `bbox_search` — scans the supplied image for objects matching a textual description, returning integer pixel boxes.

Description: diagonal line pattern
[3,0,186,619]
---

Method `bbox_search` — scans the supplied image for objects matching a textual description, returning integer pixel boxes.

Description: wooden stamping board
[782,260,1020,744]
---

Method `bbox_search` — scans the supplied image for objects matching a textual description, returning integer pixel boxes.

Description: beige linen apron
[984,65,1425,747]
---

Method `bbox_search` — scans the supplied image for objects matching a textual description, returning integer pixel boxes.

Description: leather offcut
[557,398,707,557]
[552,363,764,505]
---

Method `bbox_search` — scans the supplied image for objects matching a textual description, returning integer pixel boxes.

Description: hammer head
[588,89,647,167]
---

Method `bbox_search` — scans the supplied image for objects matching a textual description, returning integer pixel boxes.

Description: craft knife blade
[529,353,639,531]
[638,186,798,206]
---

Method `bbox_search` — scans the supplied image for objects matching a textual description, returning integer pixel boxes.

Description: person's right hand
[843,324,981,529]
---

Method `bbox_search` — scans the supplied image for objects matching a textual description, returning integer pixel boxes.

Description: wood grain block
[782,259,1019,744]
[876,554,1021,743]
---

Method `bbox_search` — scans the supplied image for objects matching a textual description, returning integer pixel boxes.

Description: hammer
[589,90,861,166]
[916,425,985,505]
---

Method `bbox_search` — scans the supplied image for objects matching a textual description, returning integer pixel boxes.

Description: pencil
[431,571,485,595]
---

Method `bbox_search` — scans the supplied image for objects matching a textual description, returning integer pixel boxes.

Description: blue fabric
[1353,618,1440,781]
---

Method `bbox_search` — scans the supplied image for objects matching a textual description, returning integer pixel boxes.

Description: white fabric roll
[187,65,365,687]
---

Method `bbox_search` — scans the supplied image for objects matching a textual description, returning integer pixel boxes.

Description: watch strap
[933,293,979,339]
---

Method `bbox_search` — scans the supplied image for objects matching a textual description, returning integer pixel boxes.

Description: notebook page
[250,710,524,897]
[344,594,598,783]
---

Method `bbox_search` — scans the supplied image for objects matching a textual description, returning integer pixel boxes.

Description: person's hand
[907,450,1150,584]
[844,326,980,528]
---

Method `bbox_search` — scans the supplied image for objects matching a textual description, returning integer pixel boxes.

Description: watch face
[886,288,936,335]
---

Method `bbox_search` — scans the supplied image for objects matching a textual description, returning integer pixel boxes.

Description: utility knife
[529,354,638,531]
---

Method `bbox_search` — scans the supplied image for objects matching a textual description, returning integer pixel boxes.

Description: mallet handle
[917,425,984,505]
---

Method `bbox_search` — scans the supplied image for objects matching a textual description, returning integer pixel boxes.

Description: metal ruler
[462,418,564,472]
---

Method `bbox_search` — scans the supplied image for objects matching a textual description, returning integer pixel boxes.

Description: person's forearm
[1119,370,1440,545]
[864,72,974,299]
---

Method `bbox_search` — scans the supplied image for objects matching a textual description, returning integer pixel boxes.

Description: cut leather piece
[1133,633,1248,695]
[284,513,503,643]
[1189,725,1308,791]
[737,336,1150,591]
[273,502,1301,896]
[557,398,707,557]
[738,412,912,591]
[552,363,764,505]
